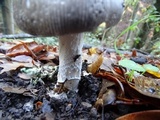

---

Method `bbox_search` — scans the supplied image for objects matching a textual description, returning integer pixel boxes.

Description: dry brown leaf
[0,61,34,73]
[116,110,160,120]
[2,86,38,97]
[134,76,160,99]
[6,41,45,58]
[11,55,33,63]
[95,70,125,97]
[95,89,116,109]
[0,41,16,53]
[87,54,103,74]
[123,76,160,108]
[38,51,58,61]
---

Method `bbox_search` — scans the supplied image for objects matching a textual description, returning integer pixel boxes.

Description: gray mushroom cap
[14,0,124,36]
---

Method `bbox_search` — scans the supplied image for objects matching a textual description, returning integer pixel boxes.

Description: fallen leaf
[87,54,103,74]
[143,64,159,72]
[95,70,125,97]
[11,55,33,63]
[6,41,45,58]
[0,61,34,73]
[123,79,160,107]
[18,72,31,80]
[143,64,160,78]
[95,89,116,109]
[87,47,98,55]
[116,110,160,120]
[134,76,160,99]
[118,59,146,72]
[2,86,38,96]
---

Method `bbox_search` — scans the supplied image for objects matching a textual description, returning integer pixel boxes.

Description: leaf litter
[0,39,159,119]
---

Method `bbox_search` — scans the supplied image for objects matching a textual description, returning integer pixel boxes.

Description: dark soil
[0,69,158,120]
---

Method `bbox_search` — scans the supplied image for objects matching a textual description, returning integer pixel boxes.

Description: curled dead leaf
[95,70,125,97]
[134,76,160,99]
[35,101,43,110]
[116,110,160,120]
[123,80,160,107]
[95,89,116,109]
[87,54,103,74]
[87,47,97,55]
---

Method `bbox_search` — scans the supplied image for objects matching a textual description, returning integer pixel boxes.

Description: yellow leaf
[146,70,160,78]
[87,54,103,74]
[87,47,97,55]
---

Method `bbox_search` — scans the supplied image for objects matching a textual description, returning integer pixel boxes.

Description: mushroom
[14,0,124,93]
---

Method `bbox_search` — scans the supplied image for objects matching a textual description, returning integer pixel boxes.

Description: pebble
[42,98,53,113]
[81,102,92,108]
[90,107,97,117]
[23,101,34,112]
[65,103,72,111]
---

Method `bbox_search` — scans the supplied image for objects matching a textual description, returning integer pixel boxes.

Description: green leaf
[143,64,159,72]
[118,59,146,72]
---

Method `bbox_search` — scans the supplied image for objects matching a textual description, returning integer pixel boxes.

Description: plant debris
[0,40,159,119]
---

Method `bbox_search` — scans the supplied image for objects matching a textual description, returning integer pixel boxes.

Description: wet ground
[0,69,157,120]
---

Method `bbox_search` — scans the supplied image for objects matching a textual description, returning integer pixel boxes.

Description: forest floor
[0,68,158,120]
[0,40,159,120]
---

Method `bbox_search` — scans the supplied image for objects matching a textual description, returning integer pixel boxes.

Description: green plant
[114,14,160,55]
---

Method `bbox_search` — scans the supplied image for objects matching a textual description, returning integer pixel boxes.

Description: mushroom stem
[57,33,83,91]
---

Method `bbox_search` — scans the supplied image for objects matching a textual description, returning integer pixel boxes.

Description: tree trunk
[1,0,14,34]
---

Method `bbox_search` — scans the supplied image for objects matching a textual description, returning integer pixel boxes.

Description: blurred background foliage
[0,0,160,56]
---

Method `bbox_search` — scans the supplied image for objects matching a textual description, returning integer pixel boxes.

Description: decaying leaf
[2,86,38,97]
[11,55,33,63]
[87,54,103,74]
[0,61,34,74]
[95,89,116,109]
[123,79,160,107]
[6,41,45,58]
[134,76,160,99]
[95,70,125,97]
[116,110,160,120]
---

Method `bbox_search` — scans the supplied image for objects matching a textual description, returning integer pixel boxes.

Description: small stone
[66,103,72,111]
[23,101,33,112]
[81,102,92,108]
[42,98,52,113]
[90,107,97,117]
